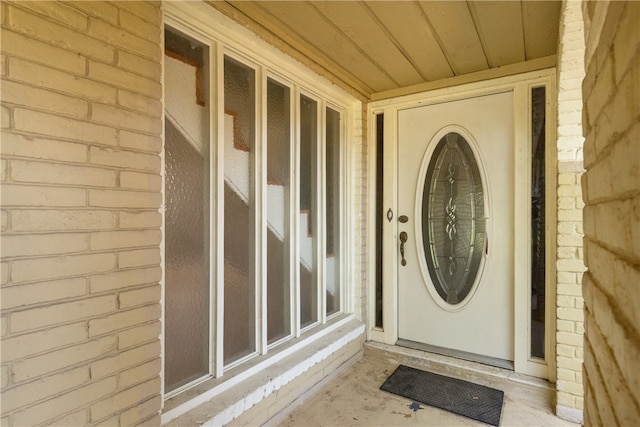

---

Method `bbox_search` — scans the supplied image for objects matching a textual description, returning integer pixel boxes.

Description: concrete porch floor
[273,342,579,427]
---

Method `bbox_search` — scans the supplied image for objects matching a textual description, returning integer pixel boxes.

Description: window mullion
[337,108,346,315]
[291,86,301,338]
[317,101,326,324]
[341,109,347,313]
[213,40,225,379]
[257,68,267,355]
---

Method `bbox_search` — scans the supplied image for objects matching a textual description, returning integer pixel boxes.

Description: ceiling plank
[365,1,454,82]
[522,1,562,60]
[310,1,424,88]
[208,1,372,99]
[417,1,489,75]
[207,0,561,100]
[371,55,556,101]
[254,1,396,92]
[467,0,525,67]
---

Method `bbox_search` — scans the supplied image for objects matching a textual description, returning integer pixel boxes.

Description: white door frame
[367,69,557,379]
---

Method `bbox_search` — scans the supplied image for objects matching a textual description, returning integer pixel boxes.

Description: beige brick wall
[555,1,587,420]
[581,1,640,425]
[0,2,163,425]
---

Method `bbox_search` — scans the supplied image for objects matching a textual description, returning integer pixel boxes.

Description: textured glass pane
[531,86,546,359]
[164,28,210,392]
[267,79,291,344]
[299,95,318,328]
[422,133,485,305]
[325,107,340,316]
[224,56,256,364]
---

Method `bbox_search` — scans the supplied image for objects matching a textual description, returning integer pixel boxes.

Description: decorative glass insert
[421,132,486,305]
[375,113,384,328]
[531,86,546,359]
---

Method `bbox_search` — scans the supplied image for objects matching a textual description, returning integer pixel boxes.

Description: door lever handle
[399,231,408,266]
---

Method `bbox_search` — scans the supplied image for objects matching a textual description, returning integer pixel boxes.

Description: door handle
[399,231,408,266]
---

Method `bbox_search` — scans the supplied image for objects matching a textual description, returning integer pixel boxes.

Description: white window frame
[161,1,358,417]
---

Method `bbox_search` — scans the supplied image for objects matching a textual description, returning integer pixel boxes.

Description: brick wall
[555,0,586,421]
[0,2,163,425]
[581,1,640,425]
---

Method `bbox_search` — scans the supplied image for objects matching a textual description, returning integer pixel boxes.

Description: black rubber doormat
[380,365,504,426]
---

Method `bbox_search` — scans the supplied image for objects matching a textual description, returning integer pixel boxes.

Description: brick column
[1,2,163,425]
[555,1,587,422]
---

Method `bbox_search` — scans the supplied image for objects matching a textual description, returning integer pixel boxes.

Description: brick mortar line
[2,371,160,420]
[0,84,162,120]
[583,189,640,206]
[0,369,101,415]
[585,270,640,346]
[584,316,640,419]
[1,157,162,178]
[1,128,163,154]
[1,228,160,236]
[584,118,640,168]
[3,2,162,60]
[0,334,158,375]
[0,162,162,179]
[107,1,163,26]
[1,286,160,314]
[6,0,162,28]
[7,103,162,135]
[0,318,160,352]
[0,207,159,213]
[1,244,161,264]
[582,365,601,426]
[583,237,640,273]
[0,43,161,93]
[88,381,161,426]
[0,140,162,158]
[1,48,162,101]
[2,305,161,343]
[1,284,160,315]
[584,56,640,133]
[2,186,162,197]
[91,355,161,384]
[1,164,161,178]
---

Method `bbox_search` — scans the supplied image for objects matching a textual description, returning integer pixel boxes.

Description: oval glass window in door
[421,132,486,305]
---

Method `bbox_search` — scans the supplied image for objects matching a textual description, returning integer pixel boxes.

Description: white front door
[397,91,515,364]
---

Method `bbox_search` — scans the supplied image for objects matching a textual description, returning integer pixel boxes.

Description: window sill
[161,316,365,425]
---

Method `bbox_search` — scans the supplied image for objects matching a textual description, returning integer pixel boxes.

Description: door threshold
[396,338,514,371]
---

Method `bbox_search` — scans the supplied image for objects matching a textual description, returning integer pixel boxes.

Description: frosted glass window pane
[299,95,318,328]
[266,79,291,344]
[224,56,256,365]
[325,107,341,316]
[164,27,210,392]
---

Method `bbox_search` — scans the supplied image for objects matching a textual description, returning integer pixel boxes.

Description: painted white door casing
[397,91,515,362]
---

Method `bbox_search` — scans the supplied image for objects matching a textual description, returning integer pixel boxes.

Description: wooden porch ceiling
[206,1,561,101]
